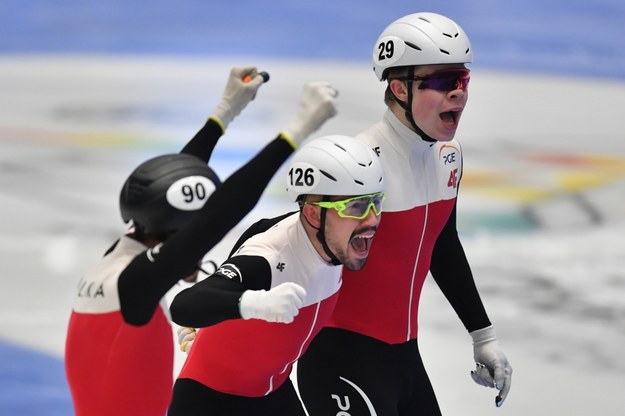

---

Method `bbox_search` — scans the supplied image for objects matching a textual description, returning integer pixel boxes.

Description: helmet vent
[354,180,364,186]
[319,170,337,182]
[333,143,347,152]
[405,41,422,51]
[439,48,450,55]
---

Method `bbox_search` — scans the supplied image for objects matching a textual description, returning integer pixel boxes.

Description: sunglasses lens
[371,195,383,212]
[419,70,470,92]
[342,195,384,219]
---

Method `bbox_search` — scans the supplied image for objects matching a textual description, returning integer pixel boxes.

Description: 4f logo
[276,262,285,272]
[447,168,459,189]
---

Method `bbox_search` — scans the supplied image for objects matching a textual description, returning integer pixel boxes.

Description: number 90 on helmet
[286,135,384,202]
[119,153,221,239]
[372,12,473,81]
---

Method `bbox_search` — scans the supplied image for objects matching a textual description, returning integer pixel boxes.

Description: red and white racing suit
[168,212,342,415]
[297,110,491,415]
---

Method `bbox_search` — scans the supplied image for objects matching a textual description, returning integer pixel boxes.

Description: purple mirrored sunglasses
[395,68,471,92]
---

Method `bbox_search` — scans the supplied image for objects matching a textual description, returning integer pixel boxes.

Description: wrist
[208,115,226,134]
[211,101,234,131]
[238,291,248,319]
[470,325,497,345]
[239,290,262,320]
[279,131,298,150]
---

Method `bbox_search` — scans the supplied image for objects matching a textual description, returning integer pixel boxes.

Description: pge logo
[215,263,242,282]
[439,144,459,165]
[443,152,456,165]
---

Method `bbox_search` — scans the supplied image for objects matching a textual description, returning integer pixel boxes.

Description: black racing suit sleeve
[429,201,492,333]
[170,254,272,327]
[116,117,221,323]
[180,117,223,162]
[118,137,294,326]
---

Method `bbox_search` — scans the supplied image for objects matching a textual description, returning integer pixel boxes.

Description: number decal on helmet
[372,13,473,81]
[181,183,206,203]
[287,162,319,194]
[373,36,405,67]
[289,167,315,187]
[377,40,394,61]
[285,135,384,201]
[166,176,216,211]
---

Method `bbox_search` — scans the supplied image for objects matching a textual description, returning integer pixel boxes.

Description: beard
[330,225,377,271]
[342,255,369,271]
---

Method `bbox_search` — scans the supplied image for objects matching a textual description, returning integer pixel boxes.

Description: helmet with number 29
[286,135,384,202]
[372,12,473,81]
[119,153,221,239]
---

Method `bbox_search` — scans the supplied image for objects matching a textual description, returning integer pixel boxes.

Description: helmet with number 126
[286,135,384,202]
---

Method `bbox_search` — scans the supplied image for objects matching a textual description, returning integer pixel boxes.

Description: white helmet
[286,135,384,202]
[372,12,473,81]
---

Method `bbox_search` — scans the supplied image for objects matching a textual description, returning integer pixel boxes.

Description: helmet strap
[393,67,436,143]
[316,196,342,266]
[129,222,146,239]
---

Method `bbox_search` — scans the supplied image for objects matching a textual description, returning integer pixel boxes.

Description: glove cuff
[211,102,233,131]
[470,325,497,345]
[281,118,306,147]
[239,290,263,320]
[208,115,226,134]
[279,131,298,150]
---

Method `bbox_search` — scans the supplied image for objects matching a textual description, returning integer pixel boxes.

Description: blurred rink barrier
[1,1,624,415]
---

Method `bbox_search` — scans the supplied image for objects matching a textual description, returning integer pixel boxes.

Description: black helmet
[119,153,221,239]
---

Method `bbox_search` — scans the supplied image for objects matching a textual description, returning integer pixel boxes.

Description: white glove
[239,282,307,323]
[177,326,196,354]
[211,66,265,130]
[470,325,513,407]
[280,81,338,148]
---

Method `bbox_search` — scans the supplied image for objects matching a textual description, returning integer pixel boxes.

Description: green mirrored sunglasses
[306,192,385,219]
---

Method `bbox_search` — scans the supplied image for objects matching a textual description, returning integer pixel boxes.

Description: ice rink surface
[1,1,624,414]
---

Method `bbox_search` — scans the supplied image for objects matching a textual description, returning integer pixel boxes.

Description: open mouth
[350,234,374,256]
[440,110,460,126]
